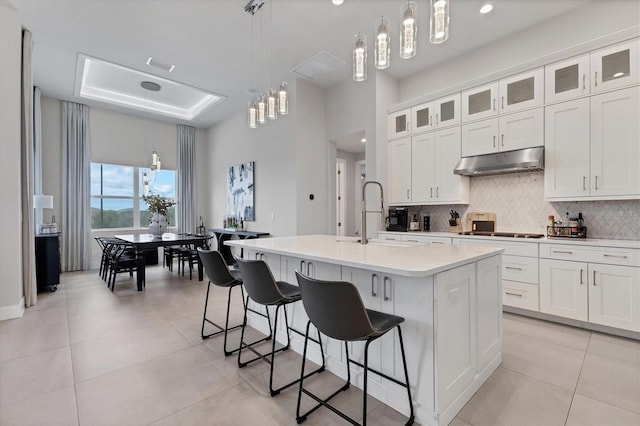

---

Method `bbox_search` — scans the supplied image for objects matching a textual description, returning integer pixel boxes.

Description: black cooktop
[458,231,545,239]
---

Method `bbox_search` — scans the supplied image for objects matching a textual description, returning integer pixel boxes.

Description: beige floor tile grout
[562,332,592,425]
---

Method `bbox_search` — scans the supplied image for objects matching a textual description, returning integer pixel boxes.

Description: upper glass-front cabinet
[545,55,590,104]
[388,108,411,140]
[411,94,460,134]
[499,68,544,114]
[462,82,498,122]
[590,38,639,93]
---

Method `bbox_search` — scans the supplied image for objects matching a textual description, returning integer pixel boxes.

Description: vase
[148,213,168,237]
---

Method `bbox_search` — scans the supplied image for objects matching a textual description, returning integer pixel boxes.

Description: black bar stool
[235,257,325,397]
[197,248,271,355]
[295,271,415,426]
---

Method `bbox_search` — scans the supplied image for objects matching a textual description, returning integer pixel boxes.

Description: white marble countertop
[225,234,503,277]
[378,231,640,249]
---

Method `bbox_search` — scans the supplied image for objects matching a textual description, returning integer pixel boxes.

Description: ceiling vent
[291,50,346,81]
[146,57,175,72]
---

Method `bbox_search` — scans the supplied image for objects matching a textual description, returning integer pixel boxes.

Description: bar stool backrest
[295,271,376,342]
[197,248,238,286]
[236,257,286,305]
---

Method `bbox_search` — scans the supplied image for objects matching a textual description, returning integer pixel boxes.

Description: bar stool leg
[397,325,415,426]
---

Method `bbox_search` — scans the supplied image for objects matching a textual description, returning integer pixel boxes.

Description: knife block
[449,218,462,233]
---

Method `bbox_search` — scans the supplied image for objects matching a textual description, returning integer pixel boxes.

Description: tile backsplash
[407,171,640,240]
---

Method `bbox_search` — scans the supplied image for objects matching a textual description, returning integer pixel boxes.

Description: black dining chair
[197,248,271,355]
[107,243,138,291]
[294,271,415,426]
[235,257,325,397]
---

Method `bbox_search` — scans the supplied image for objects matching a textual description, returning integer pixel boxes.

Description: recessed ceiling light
[361,138,367,143]
[480,3,494,14]
[332,0,344,5]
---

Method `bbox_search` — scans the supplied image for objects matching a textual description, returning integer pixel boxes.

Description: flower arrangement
[142,193,176,217]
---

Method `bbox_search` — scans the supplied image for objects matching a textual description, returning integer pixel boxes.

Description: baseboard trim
[0,296,25,320]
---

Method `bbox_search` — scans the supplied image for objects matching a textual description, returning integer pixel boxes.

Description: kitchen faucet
[361,181,384,245]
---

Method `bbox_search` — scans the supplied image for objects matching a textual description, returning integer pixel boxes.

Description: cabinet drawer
[540,243,640,266]
[503,255,538,284]
[453,238,538,257]
[503,281,539,311]
[402,235,452,245]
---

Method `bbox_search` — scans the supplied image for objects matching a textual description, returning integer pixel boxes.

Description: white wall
[204,84,297,237]
[0,3,24,319]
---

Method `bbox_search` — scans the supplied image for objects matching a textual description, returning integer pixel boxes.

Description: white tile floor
[1,266,639,426]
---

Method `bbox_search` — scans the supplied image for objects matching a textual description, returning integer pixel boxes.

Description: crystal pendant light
[400,2,417,59]
[278,81,288,115]
[257,95,266,124]
[430,0,449,44]
[353,33,367,82]
[374,17,390,70]
[248,101,257,128]
[267,88,277,120]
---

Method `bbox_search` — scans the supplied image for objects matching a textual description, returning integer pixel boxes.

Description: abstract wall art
[227,161,255,221]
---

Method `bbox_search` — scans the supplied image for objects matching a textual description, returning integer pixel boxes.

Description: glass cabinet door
[499,67,544,113]
[545,55,589,103]
[462,82,498,122]
[411,102,434,134]
[434,93,461,128]
[388,108,411,140]
[591,38,639,93]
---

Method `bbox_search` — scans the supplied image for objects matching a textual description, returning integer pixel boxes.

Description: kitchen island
[226,234,503,426]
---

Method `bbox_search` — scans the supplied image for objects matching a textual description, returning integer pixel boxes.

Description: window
[90,162,176,229]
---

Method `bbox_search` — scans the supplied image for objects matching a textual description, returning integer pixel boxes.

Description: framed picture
[227,161,255,221]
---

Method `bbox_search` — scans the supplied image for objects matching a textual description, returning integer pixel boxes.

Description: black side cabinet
[35,233,61,292]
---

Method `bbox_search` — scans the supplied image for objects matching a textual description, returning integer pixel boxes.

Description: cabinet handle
[582,74,586,90]
[594,71,598,88]
[493,98,496,111]
[436,113,439,125]
[430,187,433,198]
[432,241,445,244]
[260,253,265,260]
[407,239,419,242]
[306,261,313,276]
[493,135,496,148]
[505,292,523,297]
[593,270,596,286]
[407,189,410,199]
[505,266,522,271]
[430,115,433,126]
[595,176,598,190]
[371,273,378,297]
[255,252,260,260]
[552,250,573,254]
[383,276,391,301]
[604,254,628,259]
[436,187,439,198]
[501,134,505,146]
[583,176,587,191]
[501,96,505,109]
[580,269,583,285]
[300,260,305,272]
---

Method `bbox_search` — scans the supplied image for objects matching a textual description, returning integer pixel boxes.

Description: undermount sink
[336,238,415,248]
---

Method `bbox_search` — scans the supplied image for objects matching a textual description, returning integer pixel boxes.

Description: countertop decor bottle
[548,215,555,236]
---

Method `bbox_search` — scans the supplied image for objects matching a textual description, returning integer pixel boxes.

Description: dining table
[115,233,212,291]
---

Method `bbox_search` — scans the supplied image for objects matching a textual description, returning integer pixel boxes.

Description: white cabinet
[498,68,544,114]
[390,129,469,206]
[545,87,640,200]
[591,38,640,93]
[544,98,591,198]
[388,137,412,204]
[545,54,590,104]
[461,108,543,157]
[453,237,539,311]
[401,234,452,245]
[590,87,640,198]
[244,249,281,279]
[539,243,640,332]
[462,82,499,122]
[388,108,411,140]
[411,93,461,134]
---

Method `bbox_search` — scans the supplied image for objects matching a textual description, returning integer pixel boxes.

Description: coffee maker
[387,207,409,231]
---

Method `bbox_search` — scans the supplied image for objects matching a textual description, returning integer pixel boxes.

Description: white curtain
[33,87,43,225]
[61,102,91,271]
[21,29,37,307]
[177,124,196,233]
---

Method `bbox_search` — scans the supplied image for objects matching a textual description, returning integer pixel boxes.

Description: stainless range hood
[454,146,544,176]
